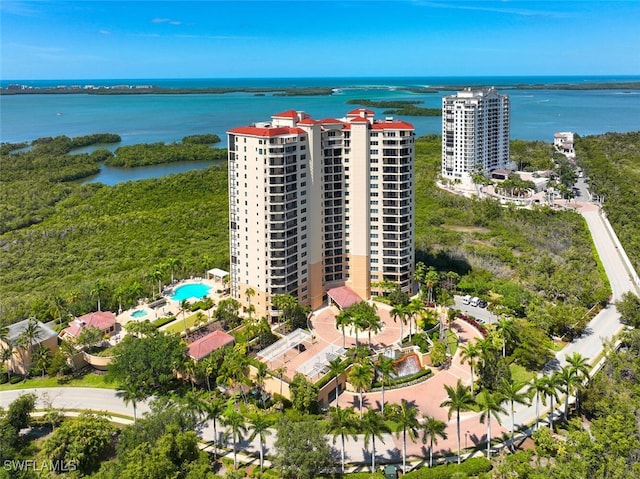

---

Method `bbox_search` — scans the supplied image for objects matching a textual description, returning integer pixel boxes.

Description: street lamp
[465,430,469,449]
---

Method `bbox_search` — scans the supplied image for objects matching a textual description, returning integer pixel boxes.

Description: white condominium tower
[227,109,415,319]
[441,88,510,185]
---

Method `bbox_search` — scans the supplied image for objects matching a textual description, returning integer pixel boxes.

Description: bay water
[2,76,639,185]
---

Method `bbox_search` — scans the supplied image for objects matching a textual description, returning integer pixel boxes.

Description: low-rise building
[59,311,117,342]
[1,319,58,375]
[186,330,235,361]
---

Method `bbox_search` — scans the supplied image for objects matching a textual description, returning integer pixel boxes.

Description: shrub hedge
[403,457,491,479]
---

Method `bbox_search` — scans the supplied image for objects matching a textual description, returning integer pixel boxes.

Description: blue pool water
[171,283,211,301]
[131,309,148,319]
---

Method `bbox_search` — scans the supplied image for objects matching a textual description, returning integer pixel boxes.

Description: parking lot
[452,295,498,325]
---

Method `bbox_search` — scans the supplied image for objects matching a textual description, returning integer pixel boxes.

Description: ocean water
[2,76,639,146]
[1,76,639,184]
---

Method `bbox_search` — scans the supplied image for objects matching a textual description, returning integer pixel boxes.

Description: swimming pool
[131,309,148,319]
[171,283,212,301]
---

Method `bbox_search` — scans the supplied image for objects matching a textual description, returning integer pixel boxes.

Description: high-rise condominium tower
[441,88,510,184]
[227,109,415,319]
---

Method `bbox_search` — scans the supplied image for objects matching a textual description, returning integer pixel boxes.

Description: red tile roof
[62,311,116,338]
[371,120,414,130]
[297,118,318,125]
[327,286,363,309]
[349,117,370,124]
[319,118,343,124]
[228,126,306,137]
[273,110,300,118]
[187,330,235,361]
[347,108,375,116]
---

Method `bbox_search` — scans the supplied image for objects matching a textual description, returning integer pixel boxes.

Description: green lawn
[0,372,115,391]
[510,363,535,384]
[163,311,208,334]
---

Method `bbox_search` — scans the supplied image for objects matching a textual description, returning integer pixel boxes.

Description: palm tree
[499,378,530,448]
[248,415,271,472]
[565,352,590,412]
[558,364,582,421]
[328,406,358,474]
[245,287,255,305]
[459,342,481,394]
[440,379,475,464]
[179,299,190,332]
[494,317,516,358]
[376,355,395,414]
[365,314,383,346]
[424,268,439,304]
[20,318,42,357]
[390,303,408,344]
[166,257,181,284]
[32,346,50,377]
[151,267,164,297]
[90,280,107,312]
[222,406,247,470]
[59,340,78,374]
[202,394,226,459]
[348,361,374,419]
[392,399,420,474]
[421,415,448,468]
[327,357,346,406]
[0,326,12,381]
[0,346,13,382]
[528,376,550,431]
[361,408,391,473]
[119,383,142,423]
[408,297,425,340]
[336,309,351,349]
[544,372,562,431]
[476,389,506,460]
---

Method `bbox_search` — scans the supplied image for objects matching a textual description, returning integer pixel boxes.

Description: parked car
[470,297,480,307]
[462,295,472,305]
[478,299,488,308]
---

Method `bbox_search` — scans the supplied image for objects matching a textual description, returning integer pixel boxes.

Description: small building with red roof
[186,330,235,361]
[327,286,363,310]
[59,311,117,342]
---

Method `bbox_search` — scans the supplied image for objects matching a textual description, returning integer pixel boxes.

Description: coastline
[3,81,640,96]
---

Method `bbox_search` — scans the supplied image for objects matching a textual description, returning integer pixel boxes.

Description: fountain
[391,353,422,378]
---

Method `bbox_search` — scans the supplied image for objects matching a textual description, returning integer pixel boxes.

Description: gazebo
[206,268,229,282]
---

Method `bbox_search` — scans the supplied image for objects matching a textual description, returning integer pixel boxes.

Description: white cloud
[152,17,183,25]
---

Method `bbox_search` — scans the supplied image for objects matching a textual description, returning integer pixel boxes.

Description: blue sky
[1,1,639,79]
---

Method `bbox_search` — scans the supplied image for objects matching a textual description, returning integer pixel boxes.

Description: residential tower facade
[227,110,415,319]
[441,88,510,185]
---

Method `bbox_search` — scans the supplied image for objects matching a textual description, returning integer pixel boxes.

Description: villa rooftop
[186,330,235,361]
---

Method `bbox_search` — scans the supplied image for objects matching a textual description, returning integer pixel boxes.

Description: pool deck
[116,278,223,328]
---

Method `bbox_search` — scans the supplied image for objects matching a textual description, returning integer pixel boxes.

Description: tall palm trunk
[371,436,377,472]
[456,413,461,464]
[341,434,346,474]
[486,414,492,459]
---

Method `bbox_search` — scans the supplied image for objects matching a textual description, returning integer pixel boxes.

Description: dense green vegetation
[107,142,227,167]
[413,134,609,337]
[509,139,555,171]
[0,134,230,319]
[346,98,442,116]
[576,131,640,273]
[182,134,221,145]
[0,133,611,332]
